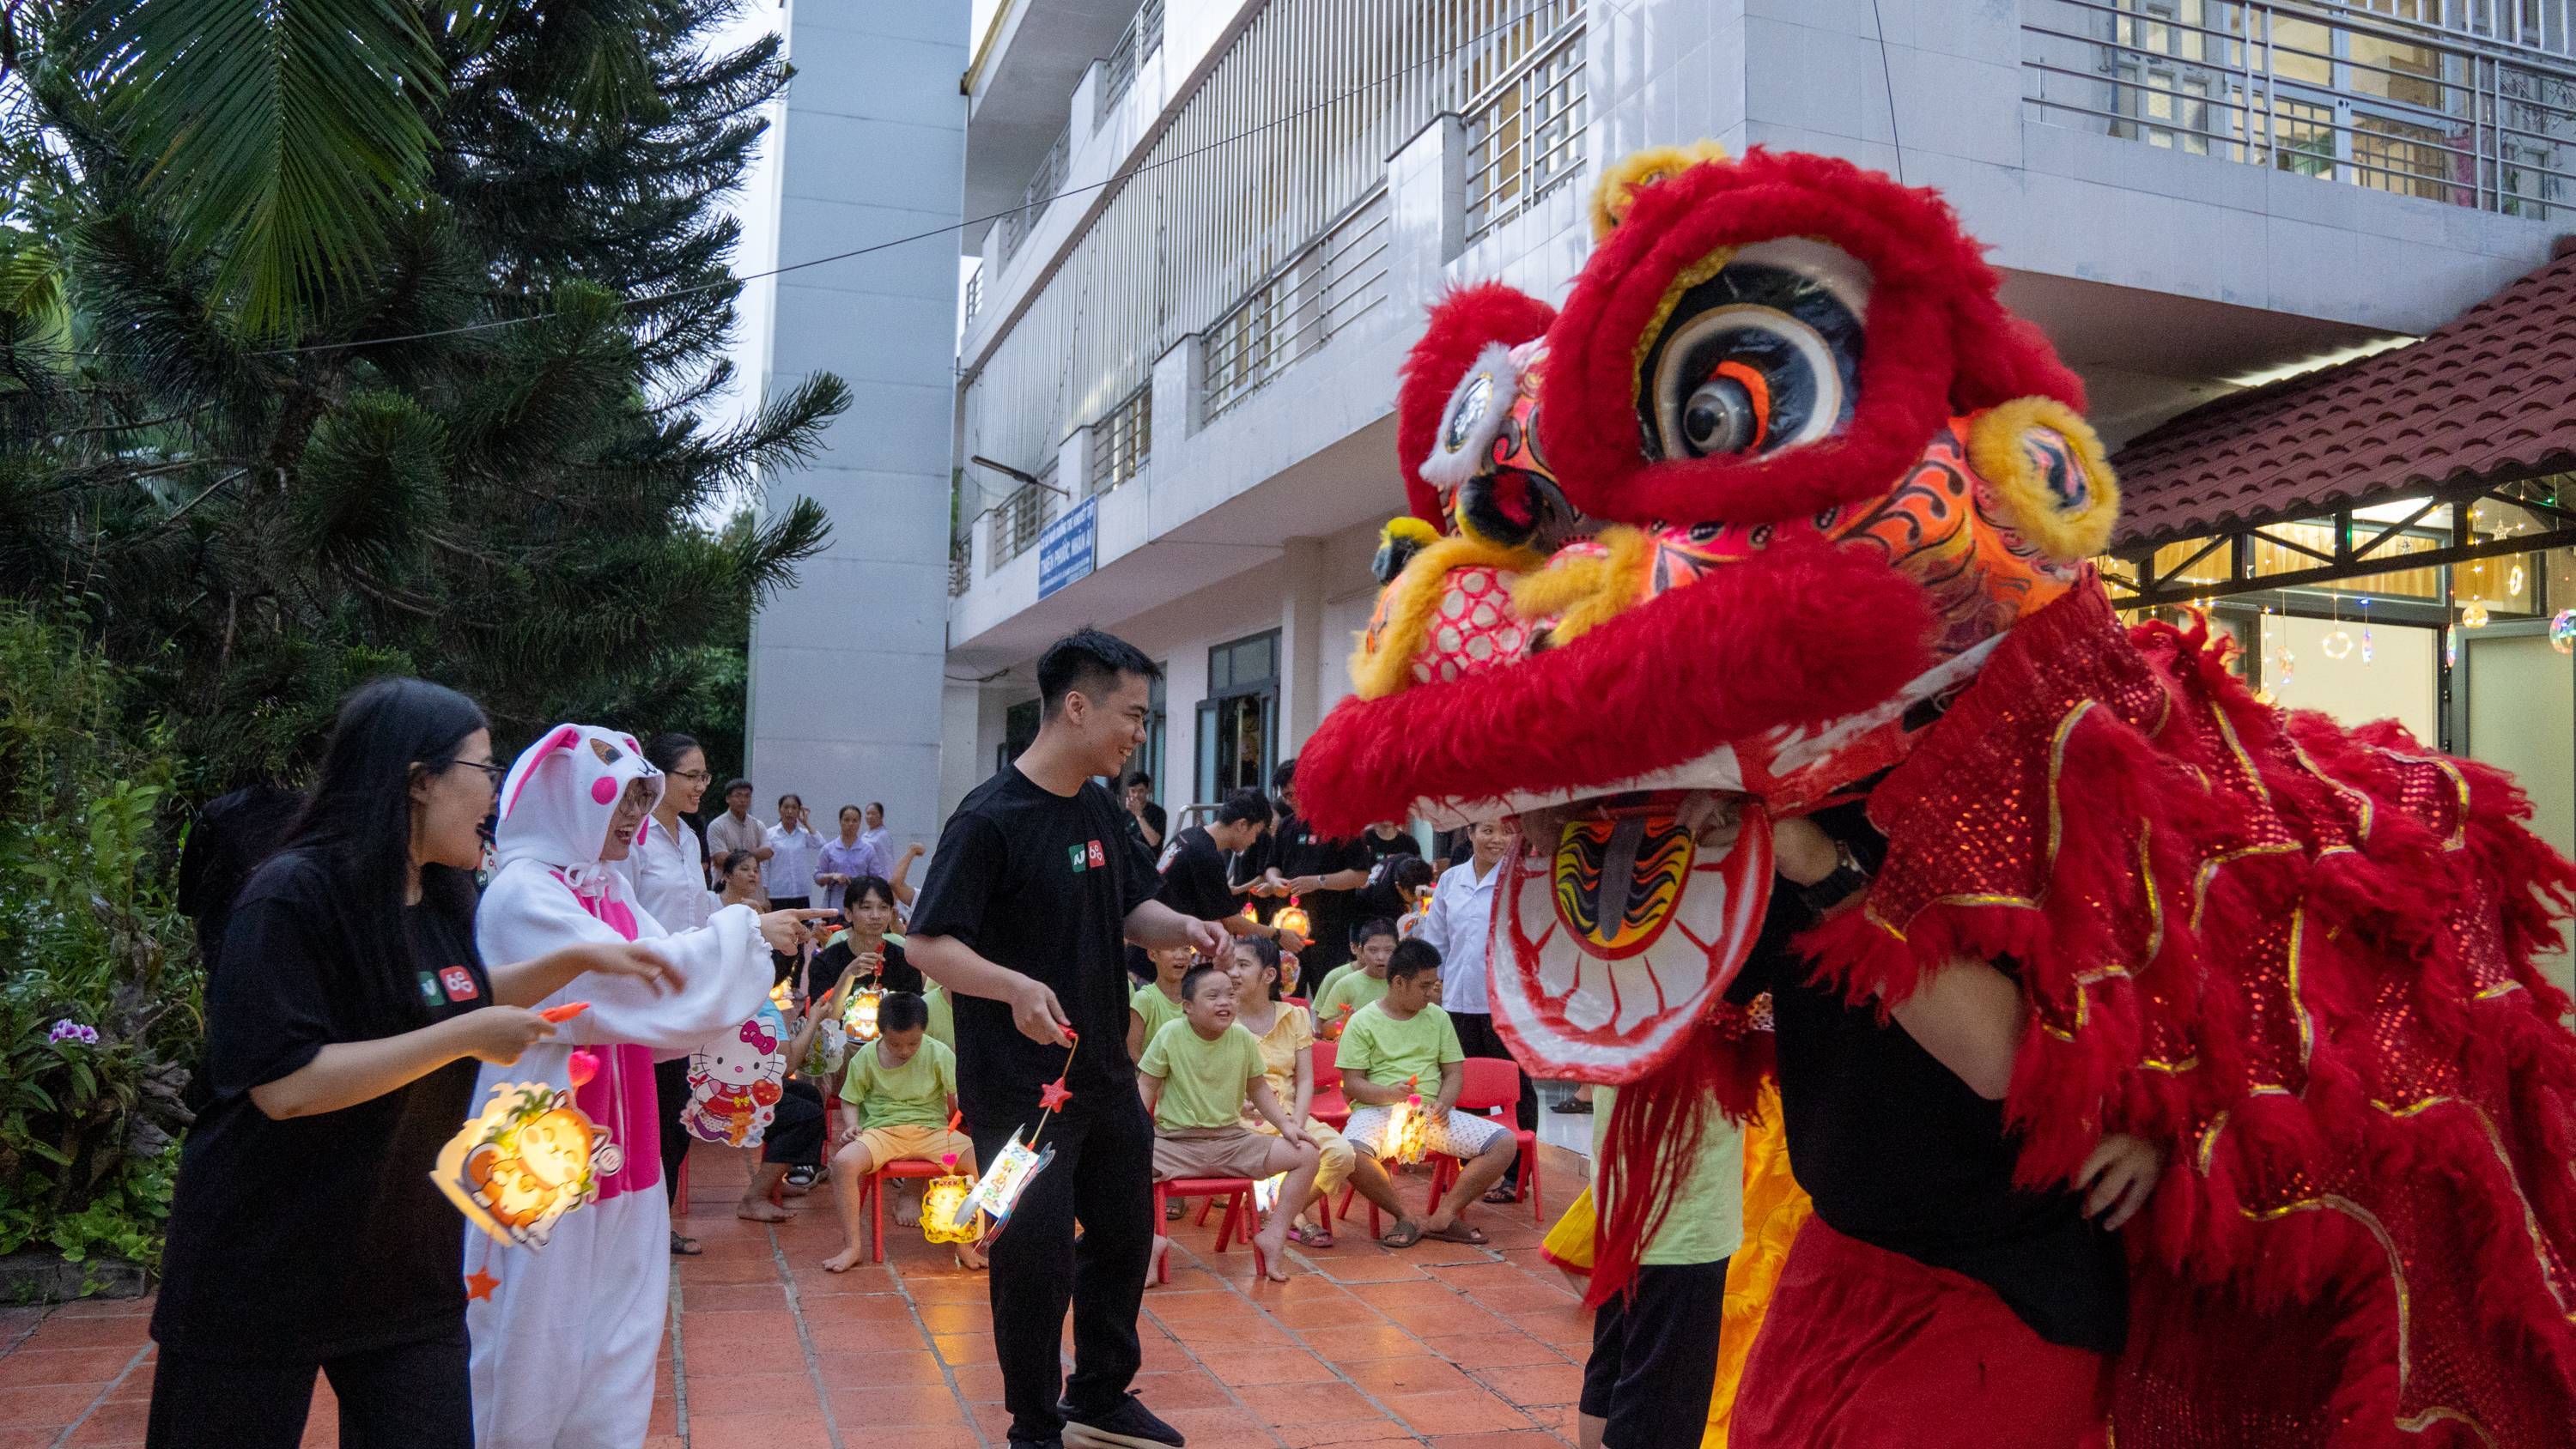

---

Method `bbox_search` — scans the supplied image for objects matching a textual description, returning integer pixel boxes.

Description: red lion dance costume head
[1297,143,2576,1445]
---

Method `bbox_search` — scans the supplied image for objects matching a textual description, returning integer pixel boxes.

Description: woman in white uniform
[626,731,716,1252]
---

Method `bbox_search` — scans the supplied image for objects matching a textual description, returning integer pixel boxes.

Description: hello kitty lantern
[683,1003,789,1148]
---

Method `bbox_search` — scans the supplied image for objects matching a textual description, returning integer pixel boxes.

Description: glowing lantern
[769,979,795,1014]
[1273,899,1311,942]
[2462,601,2493,629]
[435,1081,620,1249]
[802,1016,848,1076]
[956,1125,1055,1239]
[844,985,884,1043]
[921,1154,982,1245]
[2553,609,2576,655]
[1380,1078,1431,1167]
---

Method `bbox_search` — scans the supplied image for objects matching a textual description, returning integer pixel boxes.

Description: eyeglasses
[440,759,509,789]
[668,768,712,783]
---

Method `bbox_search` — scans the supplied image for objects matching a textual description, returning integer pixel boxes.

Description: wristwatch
[1795,839,1870,916]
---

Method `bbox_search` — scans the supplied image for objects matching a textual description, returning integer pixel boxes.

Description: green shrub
[0,604,198,1273]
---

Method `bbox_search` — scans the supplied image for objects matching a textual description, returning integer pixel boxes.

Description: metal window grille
[1465,0,1590,243]
[1200,185,1393,421]
[963,264,983,327]
[950,535,974,596]
[2022,0,2576,219]
[960,0,1587,489]
[1091,384,1154,494]
[991,461,1060,566]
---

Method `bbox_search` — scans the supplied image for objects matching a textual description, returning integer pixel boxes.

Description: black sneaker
[786,1164,818,1189]
[1060,1392,1186,1447]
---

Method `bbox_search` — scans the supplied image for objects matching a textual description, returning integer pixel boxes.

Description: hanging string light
[2360,596,2375,665]
[2321,592,2354,661]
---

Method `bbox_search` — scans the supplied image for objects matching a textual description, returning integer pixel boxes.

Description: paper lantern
[801,1017,848,1076]
[1273,899,1312,941]
[435,1081,621,1249]
[844,985,884,1043]
[769,979,795,1014]
[1382,1086,1431,1167]
[955,1125,1055,1239]
[921,1154,982,1245]
[683,1003,788,1147]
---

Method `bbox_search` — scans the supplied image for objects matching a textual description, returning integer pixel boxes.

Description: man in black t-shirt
[1121,772,1167,859]
[908,629,1228,1449]
[1680,795,2164,1448]
[1241,758,1372,979]
[1155,788,1308,955]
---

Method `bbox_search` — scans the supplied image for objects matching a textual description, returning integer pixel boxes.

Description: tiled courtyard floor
[2,1138,1597,1447]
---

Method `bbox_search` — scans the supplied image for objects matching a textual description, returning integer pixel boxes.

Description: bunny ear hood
[494,724,662,883]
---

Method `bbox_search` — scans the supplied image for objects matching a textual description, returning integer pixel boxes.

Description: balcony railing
[949,535,973,597]
[962,264,982,329]
[1091,384,1153,494]
[1099,0,1164,121]
[2023,0,2576,219]
[1201,186,1393,421]
[1466,0,1591,244]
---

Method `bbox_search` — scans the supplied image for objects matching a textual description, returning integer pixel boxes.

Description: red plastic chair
[1153,1177,1265,1282]
[1308,1040,1349,1131]
[1427,1058,1542,1222]
[859,1159,946,1263]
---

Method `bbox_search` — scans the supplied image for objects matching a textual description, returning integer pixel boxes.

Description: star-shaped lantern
[1038,1079,1073,1113]
[465,1267,500,1302]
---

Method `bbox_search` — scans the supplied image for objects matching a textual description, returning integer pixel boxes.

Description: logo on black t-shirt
[418,971,442,1004]
[1067,840,1107,873]
[1086,840,1106,870]
[439,966,479,1003]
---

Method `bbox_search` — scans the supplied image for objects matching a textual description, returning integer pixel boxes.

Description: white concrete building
[929,0,2576,827]
[735,0,2576,843]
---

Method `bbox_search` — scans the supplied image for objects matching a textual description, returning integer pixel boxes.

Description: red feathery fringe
[1295,539,1936,837]
[1803,589,2576,1443]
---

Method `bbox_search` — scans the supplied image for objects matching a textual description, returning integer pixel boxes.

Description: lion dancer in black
[908,630,1230,1449]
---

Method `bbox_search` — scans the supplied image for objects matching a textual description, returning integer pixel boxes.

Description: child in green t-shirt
[824,992,980,1273]
[1127,943,1193,1061]
[1579,1084,1742,1449]
[1335,939,1516,1250]
[1136,964,1319,1282]
[1314,918,1397,1039]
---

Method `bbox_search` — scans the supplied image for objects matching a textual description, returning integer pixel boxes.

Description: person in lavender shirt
[855,802,896,879]
[817,804,876,910]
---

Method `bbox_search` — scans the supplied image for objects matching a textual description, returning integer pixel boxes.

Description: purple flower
[48,1020,99,1046]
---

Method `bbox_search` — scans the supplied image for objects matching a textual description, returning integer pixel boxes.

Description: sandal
[1422,1222,1490,1246]
[1380,1220,1426,1248]
[1482,1185,1521,1205]
[1291,1224,1337,1250]
[670,1231,702,1257]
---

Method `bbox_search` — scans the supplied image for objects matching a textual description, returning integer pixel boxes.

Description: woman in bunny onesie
[465,724,815,1449]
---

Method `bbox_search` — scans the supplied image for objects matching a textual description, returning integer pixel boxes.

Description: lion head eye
[1639,239,1868,464]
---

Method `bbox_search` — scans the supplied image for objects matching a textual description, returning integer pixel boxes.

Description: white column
[744,1,967,858]
[1278,537,1330,755]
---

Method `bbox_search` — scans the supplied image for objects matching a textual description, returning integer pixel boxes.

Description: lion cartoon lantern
[1294,144,2576,1446]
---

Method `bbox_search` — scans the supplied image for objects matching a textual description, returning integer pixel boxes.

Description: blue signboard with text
[1037,497,1097,600]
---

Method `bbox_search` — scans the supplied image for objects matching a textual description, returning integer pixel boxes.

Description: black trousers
[966,1083,1155,1442]
[765,1078,827,1168]
[1449,1009,1539,1191]
[655,1054,695,1207]
[1580,1257,1730,1449]
[147,1324,470,1449]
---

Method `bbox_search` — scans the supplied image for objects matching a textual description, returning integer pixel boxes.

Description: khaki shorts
[1249,1115,1356,1193]
[853,1122,971,1167]
[1153,1126,1284,1182]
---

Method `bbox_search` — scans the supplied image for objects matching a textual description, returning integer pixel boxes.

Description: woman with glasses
[631,731,718,1252]
[148,681,675,1449]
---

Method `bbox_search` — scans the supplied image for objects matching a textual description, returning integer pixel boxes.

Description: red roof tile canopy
[2108,242,2576,549]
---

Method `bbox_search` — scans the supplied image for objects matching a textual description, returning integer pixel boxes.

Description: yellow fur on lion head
[1589,142,1731,239]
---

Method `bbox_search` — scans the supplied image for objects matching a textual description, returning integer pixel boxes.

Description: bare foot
[954,1240,987,1270]
[1145,1234,1170,1286]
[738,1199,792,1222]
[1254,1223,1291,1282]
[822,1245,866,1273]
[891,1187,922,1228]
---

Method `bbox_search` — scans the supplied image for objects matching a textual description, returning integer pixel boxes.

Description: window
[999,698,1042,775]
[1196,631,1279,803]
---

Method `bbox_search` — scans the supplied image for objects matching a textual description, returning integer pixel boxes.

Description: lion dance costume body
[1295,144,2576,1446]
